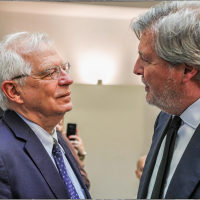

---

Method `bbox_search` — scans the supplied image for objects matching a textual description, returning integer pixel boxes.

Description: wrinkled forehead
[138,29,157,53]
[21,45,63,71]
[141,28,155,44]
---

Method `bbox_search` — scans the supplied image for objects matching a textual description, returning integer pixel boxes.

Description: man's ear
[1,81,24,104]
[183,64,198,84]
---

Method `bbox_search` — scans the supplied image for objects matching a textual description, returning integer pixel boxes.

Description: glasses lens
[49,63,70,80]
[50,66,60,80]
[66,62,70,74]
[67,63,71,74]
[61,63,70,74]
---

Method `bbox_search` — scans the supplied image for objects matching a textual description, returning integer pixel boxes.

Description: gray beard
[146,78,183,114]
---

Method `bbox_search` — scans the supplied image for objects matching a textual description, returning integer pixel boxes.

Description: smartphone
[66,123,76,140]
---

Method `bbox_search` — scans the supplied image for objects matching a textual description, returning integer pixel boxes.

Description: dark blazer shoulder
[152,111,171,141]
[137,111,171,199]
[154,111,171,129]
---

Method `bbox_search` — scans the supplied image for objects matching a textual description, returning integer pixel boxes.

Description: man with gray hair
[0,32,91,199]
[132,1,200,199]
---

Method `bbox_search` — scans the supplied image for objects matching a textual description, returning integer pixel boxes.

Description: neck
[162,86,200,115]
[10,105,63,134]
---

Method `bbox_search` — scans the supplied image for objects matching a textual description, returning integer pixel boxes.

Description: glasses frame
[11,62,71,80]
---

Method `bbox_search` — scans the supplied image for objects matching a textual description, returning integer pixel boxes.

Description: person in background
[135,155,147,181]
[56,119,90,189]
[132,1,200,199]
[134,155,147,198]
[0,31,91,199]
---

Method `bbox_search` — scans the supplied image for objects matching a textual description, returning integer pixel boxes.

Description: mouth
[141,77,149,91]
[57,91,71,98]
[144,85,149,92]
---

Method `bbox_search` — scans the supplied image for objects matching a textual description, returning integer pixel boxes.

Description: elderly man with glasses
[0,32,91,199]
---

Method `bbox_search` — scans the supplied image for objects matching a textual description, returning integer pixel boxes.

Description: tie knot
[170,116,182,129]
[52,138,61,154]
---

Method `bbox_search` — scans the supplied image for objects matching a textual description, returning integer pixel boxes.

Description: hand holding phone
[66,123,76,140]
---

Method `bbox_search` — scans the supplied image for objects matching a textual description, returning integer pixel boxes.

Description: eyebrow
[138,51,143,56]
[45,62,65,70]
[138,51,149,59]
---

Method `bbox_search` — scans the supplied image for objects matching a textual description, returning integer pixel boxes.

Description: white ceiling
[0,1,161,85]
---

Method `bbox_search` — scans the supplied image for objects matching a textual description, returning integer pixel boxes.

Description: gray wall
[63,84,160,198]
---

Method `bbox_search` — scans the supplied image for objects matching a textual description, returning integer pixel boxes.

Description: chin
[56,102,73,114]
[64,102,73,112]
[145,93,156,106]
[145,93,151,102]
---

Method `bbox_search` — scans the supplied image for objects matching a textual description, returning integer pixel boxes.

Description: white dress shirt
[17,114,86,199]
[147,98,200,199]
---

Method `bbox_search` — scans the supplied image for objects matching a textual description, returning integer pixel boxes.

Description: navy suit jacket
[0,109,91,199]
[138,111,200,199]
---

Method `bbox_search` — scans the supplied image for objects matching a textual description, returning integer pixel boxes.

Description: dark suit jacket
[0,109,91,199]
[138,111,200,199]
[0,107,3,116]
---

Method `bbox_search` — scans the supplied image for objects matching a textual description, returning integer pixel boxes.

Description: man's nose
[133,58,144,75]
[58,70,73,86]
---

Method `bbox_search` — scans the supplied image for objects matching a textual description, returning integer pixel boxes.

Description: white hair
[131,1,200,83]
[0,32,54,110]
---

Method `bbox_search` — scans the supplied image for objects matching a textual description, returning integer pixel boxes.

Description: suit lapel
[138,112,171,198]
[3,110,70,199]
[25,132,70,199]
[166,123,200,198]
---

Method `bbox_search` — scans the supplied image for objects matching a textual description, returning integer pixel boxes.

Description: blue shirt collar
[16,113,57,156]
[180,98,200,129]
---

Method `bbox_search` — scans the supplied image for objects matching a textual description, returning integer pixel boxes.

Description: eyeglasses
[11,62,71,80]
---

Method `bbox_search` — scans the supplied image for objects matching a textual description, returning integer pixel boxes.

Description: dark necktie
[151,116,182,199]
[52,138,80,199]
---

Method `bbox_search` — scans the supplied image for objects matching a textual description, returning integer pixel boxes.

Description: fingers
[69,135,80,141]
[70,140,80,148]
[76,128,80,137]
[70,139,80,145]
[72,140,79,145]
[74,140,79,144]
